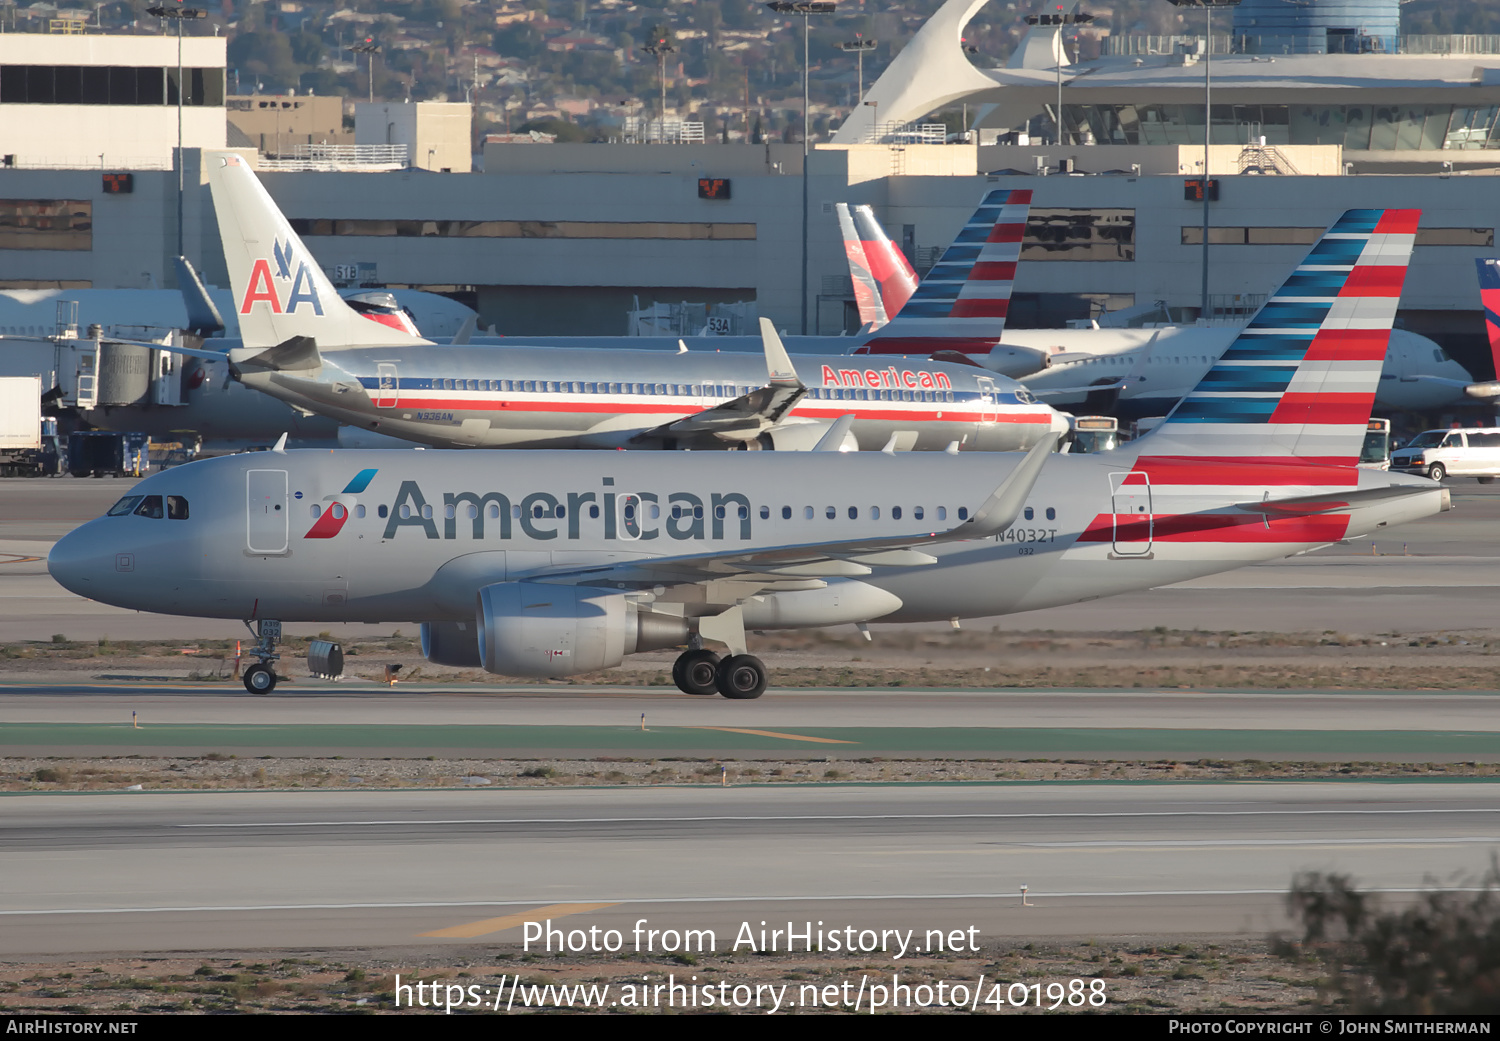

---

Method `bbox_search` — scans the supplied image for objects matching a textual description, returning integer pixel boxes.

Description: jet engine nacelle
[476,582,689,677]
[421,620,482,668]
[983,345,1053,379]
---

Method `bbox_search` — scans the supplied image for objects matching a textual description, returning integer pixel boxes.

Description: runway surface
[2,687,1498,759]
[1,781,1495,954]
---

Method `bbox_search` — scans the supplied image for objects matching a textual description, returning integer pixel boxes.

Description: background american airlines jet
[840,197,1474,416]
[49,208,1448,699]
[209,154,1065,452]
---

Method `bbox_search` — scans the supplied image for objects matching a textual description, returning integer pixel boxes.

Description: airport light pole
[839,34,876,112]
[643,34,676,140]
[1025,9,1093,148]
[766,1,836,336]
[147,4,203,261]
[351,38,379,105]
[1167,0,1241,321]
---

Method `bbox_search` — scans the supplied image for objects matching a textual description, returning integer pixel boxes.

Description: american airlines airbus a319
[205,154,1063,453]
[50,209,1449,700]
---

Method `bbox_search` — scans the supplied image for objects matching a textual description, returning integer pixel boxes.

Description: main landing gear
[242,618,282,695]
[671,647,768,699]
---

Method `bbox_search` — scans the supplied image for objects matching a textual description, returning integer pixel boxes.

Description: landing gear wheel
[673,649,721,695]
[716,654,767,700]
[243,663,277,695]
[1429,462,1447,482]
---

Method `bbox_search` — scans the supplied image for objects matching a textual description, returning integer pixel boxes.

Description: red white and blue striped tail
[859,188,1031,355]
[1476,258,1500,382]
[1137,209,1418,465]
[849,203,918,324]
[836,203,889,329]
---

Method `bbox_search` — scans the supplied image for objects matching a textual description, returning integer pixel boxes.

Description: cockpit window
[107,496,143,517]
[132,495,164,519]
[167,495,189,520]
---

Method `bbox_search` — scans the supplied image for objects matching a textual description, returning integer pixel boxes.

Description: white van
[1389,428,1500,482]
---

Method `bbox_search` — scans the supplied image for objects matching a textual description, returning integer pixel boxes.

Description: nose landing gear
[242,619,282,694]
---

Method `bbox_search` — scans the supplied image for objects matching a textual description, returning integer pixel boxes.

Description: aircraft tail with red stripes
[836,203,889,329]
[1476,258,1500,382]
[847,203,918,327]
[1134,208,1419,466]
[856,188,1031,355]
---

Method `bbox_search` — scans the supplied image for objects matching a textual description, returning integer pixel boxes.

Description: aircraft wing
[537,433,1058,589]
[629,318,807,444]
[1028,376,1140,398]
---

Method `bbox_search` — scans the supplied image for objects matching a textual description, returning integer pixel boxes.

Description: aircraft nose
[48,523,108,598]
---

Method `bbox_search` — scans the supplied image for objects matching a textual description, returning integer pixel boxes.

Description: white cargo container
[0,377,42,451]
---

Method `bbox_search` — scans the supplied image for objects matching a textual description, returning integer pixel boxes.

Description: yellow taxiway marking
[687,726,857,745]
[420,902,618,939]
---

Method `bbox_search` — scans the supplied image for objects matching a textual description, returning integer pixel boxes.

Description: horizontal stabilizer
[1237,484,1445,516]
[231,335,322,374]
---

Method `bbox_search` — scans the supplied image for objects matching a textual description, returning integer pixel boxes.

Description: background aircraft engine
[983,345,1053,379]
[760,419,849,452]
[475,583,688,678]
[420,620,482,668]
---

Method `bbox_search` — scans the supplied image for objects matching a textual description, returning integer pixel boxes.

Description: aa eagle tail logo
[239,236,325,317]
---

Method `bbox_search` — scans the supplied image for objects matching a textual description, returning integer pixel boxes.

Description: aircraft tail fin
[205,152,432,350]
[173,256,225,337]
[1476,258,1500,381]
[836,204,889,330]
[1138,209,1419,465]
[849,204,918,321]
[859,188,1030,355]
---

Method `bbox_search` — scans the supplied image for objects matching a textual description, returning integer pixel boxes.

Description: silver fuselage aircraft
[50,208,1450,699]
[206,154,1063,453]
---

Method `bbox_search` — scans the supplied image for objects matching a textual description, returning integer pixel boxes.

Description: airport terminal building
[3,1,1500,373]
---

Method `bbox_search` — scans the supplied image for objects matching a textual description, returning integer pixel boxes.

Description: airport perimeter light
[642,35,677,136]
[1025,9,1094,150]
[765,1,836,336]
[839,34,877,109]
[351,39,379,104]
[147,4,204,261]
[1166,0,1242,321]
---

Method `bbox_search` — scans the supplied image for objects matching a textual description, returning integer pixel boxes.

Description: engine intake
[476,583,688,677]
[421,620,482,668]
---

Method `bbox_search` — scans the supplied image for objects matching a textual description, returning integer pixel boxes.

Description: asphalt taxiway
[1,781,1495,954]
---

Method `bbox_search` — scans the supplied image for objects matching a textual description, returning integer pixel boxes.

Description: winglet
[271,432,288,453]
[951,433,1059,538]
[173,256,226,337]
[759,317,802,387]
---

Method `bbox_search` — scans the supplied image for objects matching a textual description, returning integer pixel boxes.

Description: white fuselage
[49,447,1448,632]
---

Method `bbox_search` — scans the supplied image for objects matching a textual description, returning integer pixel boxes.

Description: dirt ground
[0,938,1332,1015]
